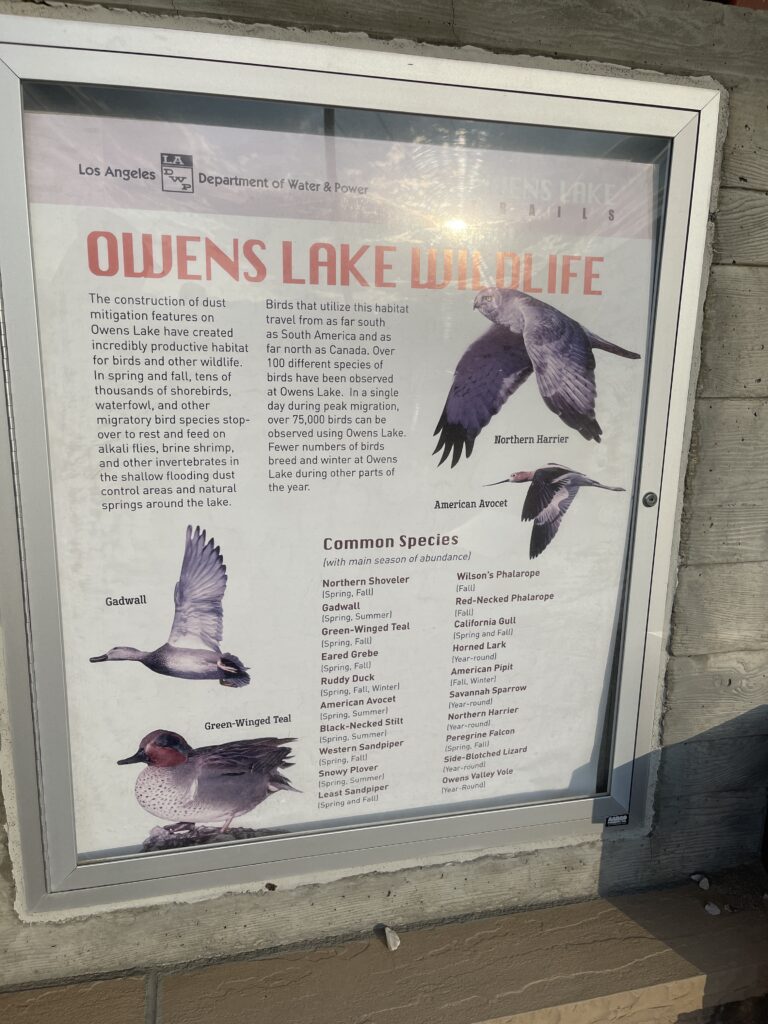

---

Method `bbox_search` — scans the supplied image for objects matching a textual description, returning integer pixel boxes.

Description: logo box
[160,153,194,193]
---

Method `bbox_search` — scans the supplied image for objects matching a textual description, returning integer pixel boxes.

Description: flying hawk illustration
[433,288,641,467]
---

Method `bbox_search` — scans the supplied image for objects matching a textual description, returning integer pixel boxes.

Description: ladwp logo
[161,153,194,193]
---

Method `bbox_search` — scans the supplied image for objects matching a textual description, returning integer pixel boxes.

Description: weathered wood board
[453,0,768,82]
[684,399,768,508]
[698,267,768,399]
[682,395,768,563]
[653,791,765,865]
[714,189,768,265]
[672,563,768,656]
[681,504,768,566]
[658,735,768,795]
[7,0,458,42]
[663,651,768,743]
[722,82,768,192]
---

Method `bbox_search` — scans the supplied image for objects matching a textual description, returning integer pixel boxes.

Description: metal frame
[0,14,721,914]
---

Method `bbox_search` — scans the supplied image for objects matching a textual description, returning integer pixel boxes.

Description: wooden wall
[1,0,767,990]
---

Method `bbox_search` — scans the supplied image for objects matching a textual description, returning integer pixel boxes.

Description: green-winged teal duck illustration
[118,730,296,833]
[90,525,250,686]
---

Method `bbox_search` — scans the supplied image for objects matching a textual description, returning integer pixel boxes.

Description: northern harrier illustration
[434,288,641,466]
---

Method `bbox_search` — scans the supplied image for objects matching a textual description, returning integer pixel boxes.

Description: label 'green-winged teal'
[90,524,250,686]
[118,730,296,832]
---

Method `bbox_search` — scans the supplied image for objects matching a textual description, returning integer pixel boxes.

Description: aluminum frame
[0,15,721,914]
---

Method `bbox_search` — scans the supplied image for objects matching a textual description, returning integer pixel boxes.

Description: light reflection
[444,218,469,234]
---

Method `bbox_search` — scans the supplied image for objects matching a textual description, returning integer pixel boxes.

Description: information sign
[0,19,720,911]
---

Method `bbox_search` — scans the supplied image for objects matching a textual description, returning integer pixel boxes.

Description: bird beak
[485,479,509,486]
[90,653,108,662]
[473,294,481,310]
[117,749,148,765]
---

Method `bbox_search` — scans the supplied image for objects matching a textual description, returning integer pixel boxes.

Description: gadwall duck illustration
[118,730,297,832]
[434,288,641,466]
[90,525,250,686]
[487,464,625,558]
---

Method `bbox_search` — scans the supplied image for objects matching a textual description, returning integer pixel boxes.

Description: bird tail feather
[269,770,300,794]
[586,330,641,360]
[220,652,249,674]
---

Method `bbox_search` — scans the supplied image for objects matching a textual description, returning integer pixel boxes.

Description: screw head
[642,492,658,508]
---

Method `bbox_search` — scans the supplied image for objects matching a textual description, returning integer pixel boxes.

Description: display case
[0,16,721,913]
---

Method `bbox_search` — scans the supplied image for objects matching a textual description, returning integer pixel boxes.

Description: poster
[22,98,657,859]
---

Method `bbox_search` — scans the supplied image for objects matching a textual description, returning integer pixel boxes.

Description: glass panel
[20,82,669,861]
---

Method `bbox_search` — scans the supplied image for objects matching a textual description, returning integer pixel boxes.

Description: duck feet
[164,822,223,839]
[142,824,286,852]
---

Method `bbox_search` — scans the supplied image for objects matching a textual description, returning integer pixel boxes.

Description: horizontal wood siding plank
[653,791,765,863]
[722,83,768,192]
[454,1,768,82]
[663,651,768,743]
[698,267,768,398]
[681,503,768,565]
[671,563,768,655]
[658,735,768,794]
[33,0,459,41]
[685,398,768,508]
[598,832,756,893]
[714,190,768,265]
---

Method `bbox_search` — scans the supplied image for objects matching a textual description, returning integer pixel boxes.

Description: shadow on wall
[677,995,768,1023]
[594,705,768,1023]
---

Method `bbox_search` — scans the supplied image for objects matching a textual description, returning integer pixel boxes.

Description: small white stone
[384,926,401,952]
[704,902,721,916]
[698,876,710,891]
[690,873,704,883]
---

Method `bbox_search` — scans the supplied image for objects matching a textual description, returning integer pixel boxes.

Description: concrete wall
[1,0,768,1010]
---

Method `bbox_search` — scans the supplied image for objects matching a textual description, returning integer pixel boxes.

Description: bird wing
[521,466,570,521]
[168,525,227,651]
[517,299,601,442]
[195,738,296,779]
[529,482,578,558]
[434,324,533,467]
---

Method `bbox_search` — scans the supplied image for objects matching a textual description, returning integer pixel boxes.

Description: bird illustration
[118,730,297,833]
[90,525,250,687]
[487,464,625,558]
[433,288,641,466]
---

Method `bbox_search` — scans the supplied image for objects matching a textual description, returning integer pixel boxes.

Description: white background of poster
[23,111,654,857]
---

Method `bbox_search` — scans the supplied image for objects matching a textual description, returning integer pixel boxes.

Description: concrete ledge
[1,875,767,1022]
[154,876,768,1024]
